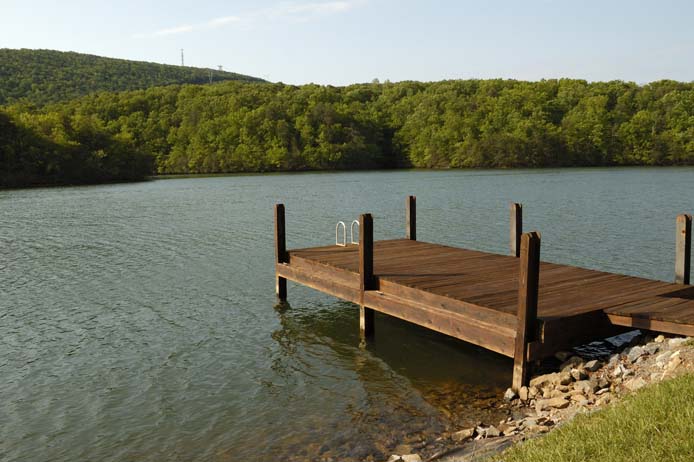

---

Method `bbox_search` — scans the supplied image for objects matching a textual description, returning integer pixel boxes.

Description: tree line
[2,78,694,187]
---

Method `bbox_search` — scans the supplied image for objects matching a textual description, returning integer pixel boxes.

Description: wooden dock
[274,198,694,390]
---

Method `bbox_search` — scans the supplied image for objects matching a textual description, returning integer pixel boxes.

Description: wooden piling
[406,195,417,241]
[360,213,375,340]
[512,231,541,391]
[675,214,692,285]
[510,203,523,257]
[275,204,288,301]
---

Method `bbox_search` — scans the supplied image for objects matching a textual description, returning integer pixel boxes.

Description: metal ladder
[335,220,360,246]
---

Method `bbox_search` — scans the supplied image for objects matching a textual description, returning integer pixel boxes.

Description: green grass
[497,373,694,462]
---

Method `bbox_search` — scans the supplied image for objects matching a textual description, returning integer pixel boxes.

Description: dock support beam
[275,204,288,301]
[675,214,692,285]
[512,231,541,391]
[360,213,375,342]
[510,203,522,257]
[406,195,417,241]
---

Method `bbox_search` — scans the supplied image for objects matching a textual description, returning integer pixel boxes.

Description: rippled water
[2,168,693,461]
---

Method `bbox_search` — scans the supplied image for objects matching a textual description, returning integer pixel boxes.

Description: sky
[2,0,694,85]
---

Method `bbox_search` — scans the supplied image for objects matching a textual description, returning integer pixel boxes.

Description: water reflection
[267,298,510,461]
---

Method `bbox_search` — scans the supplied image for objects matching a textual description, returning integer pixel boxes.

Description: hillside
[0,48,264,105]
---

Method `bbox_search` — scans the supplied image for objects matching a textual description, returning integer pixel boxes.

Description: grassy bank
[497,373,694,462]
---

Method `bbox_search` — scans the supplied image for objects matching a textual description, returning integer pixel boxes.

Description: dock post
[406,195,417,240]
[510,203,522,257]
[512,231,541,391]
[360,213,375,341]
[275,204,288,301]
[675,214,692,285]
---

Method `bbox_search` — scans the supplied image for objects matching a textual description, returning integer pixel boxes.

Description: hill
[0,48,264,105]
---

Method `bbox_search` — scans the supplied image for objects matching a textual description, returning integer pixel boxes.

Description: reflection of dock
[273,197,694,390]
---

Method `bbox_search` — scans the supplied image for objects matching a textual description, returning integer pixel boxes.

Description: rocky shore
[385,332,693,462]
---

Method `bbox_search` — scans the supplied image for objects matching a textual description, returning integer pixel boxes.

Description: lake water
[2,168,693,461]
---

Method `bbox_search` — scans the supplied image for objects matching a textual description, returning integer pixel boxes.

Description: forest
[0,49,263,105]
[2,75,694,187]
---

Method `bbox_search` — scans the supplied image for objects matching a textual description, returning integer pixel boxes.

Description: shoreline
[384,332,693,462]
[4,164,694,191]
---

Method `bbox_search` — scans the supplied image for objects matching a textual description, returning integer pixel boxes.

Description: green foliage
[0,49,264,105]
[3,75,694,188]
[0,109,153,188]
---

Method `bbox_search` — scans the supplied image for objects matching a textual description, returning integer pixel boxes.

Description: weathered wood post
[274,204,288,301]
[406,195,417,241]
[512,231,541,391]
[675,214,692,285]
[360,213,375,341]
[510,203,523,257]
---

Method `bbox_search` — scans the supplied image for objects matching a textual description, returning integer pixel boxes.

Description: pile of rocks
[385,334,692,462]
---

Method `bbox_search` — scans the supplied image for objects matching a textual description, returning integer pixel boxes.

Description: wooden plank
[513,231,541,391]
[360,213,375,340]
[378,278,518,332]
[510,203,522,257]
[274,204,287,301]
[363,291,516,357]
[675,214,692,284]
[607,313,694,337]
[288,254,360,288]
[276,264,360,303]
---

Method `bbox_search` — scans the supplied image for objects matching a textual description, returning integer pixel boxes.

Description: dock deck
[274,198,694,389]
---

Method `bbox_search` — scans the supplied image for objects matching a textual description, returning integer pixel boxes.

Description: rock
[612,364,626,377]
[571,368,588,381]
[451,427,475,443]
[644,343,660,355]
[584,359,601,372]
[597,376,610,389]
[666,353,683,372]
[475,425,501,438]
[595,394,611,406]
[387,455,421,462]
[626,346,646,363]
[573,380,599,394]
[549,389,567,399]
[655,351,672,367]
[504,388,517,402]
[655,334,666,343]
[559,371,573,385]
[557,384,570,393]
[528,386,539,399]
[536,397,570,412]
[595,387,610,395]
[624,377,647,392]
[668,337,687,348]
[529,372,559,389]
[555,350,573,361]
[519,386,529,402]
[607,354,621,366]
[560,356,584,372]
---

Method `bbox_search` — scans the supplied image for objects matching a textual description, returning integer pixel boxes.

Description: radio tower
[181,49,184,66]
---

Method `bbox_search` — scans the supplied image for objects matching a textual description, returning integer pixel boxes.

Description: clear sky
[2,0,694,85]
